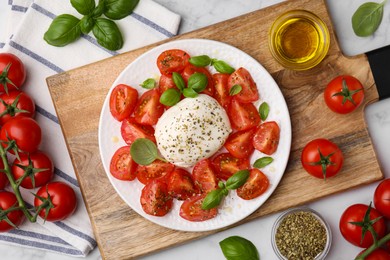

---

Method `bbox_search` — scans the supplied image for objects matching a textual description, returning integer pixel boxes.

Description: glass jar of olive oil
[269,10,330,70]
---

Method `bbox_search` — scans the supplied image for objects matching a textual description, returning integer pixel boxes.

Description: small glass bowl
[271,207,332,260]
[268,10,330,70]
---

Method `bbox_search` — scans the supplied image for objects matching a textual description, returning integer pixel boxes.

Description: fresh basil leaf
[160,89,181,106]
[352,1,386,37]
[71,0,95,15]
[189,55,212,67]
[130,138,159,165]
[212,59,235,74]
[229,84,242,96]
[183,87,198,98]
[188,72,208,93]
[220,236,260,260]
[253,157,273,168]
[80,15,95,34]
[92,18,123,50]
[104,0,139,20]
[172,72,185,92]
[259,102,269,121]
[202,189,226,210]
[44,14,82,47]
[140,78,156,89]
[225,170,250,190]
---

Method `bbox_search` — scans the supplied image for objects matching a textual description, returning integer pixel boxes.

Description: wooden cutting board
[46,0,383,258]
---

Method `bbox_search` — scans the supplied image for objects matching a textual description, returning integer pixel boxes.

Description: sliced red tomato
[228,67,259,103]
[224,128,255,159]
[212,153,250,180]
[140,179,173,216]
[252,121,280,155]
[228,99,260,131]
[167,168,197,200]
[109,84,138,122]
[0,90,35,125]
[192,159,218,194]
[181,64,215,96]
[121,117,155,145]
[133,89,164,126]
[157,49,190,76]
[0,191,25,231]
[136,160,175,185]
[237,168,269,200]
[179,194,218,222]
[213,73,231,109]
[110,146,138,181]
[158,74,176,94]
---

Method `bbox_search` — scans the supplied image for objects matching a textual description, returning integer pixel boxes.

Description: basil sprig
[202,170,249,210]
[130,138,166,165]
[352,0,387,37]
[44,0,139,50]
[220,236,260,260]
[189,55,235,74]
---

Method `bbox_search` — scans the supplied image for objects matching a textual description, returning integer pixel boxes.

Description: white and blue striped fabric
[0,0,180,257]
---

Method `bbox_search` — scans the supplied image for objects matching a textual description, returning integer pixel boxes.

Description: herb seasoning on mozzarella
[155,94,232,167]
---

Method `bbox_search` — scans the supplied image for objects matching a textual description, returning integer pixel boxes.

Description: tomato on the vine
[324,75,364,114]
[0,159,8,190]
[109,84,138,122]
[339,203,386,248]
[301,138,343,179]
[0,53,26,94]
[357,248,390,260]
[0,90,35,125]
[374,179,390,218]
[0,191,25,231]
[11,151,54,189]
[157,49,190,76]
[34,182,77,222]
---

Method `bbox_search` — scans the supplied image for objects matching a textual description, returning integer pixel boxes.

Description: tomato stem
[355,232,390,259]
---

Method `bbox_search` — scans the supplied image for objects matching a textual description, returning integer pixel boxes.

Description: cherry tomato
[213,73,231,109]
[0,53,26,93]
[120,117,155,145]
[136,159,175,185]
[0,159,8,189]
[301,138,344,179]
[181,64,215,96]
[374,179,390,218]
[167,168,197,200]
[34,182,77,222]
[192,159,218,194]
[0,191,25,231]
[228,99,260,131]
[109,84,138,122]
[0,117,41,154]
[252,121,280,155]
[357,248,390,260]
[133,89,164,126]
[0,90,35,125]
[324,75,364,114]
[228,67,259,103]
[237,168,269,200]
[212,153,250,180]
[140,179,173,216]
[110,146,138,181]
[157,49,190,76]
[339,203,386,248]
[224,128,255,159]
[179,194,218,222]
[11,150,54,189]
[158,74,176,94]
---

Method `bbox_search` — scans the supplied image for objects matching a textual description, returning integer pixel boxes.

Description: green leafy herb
[212,59,235,74]
[183,87,198,98]
[172,72,185,92]
[201,189,226,210]
[92,18,123,51]
[188,72,208,93]
[229,85,242,96]
[140,78,156,89]
[130,138,165,165]
[219,236,260,260]
[70,0,95,15]
[104,0,140,20]
[253,157,274,168]
[259,102,270,121]
[352,0,387,37]
[225,170,250,190]
[160,89,181,106]
[80,15,95,34]
[189,55,212,67]
[43,14,82,47]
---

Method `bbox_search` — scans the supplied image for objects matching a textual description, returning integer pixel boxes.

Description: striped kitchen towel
[0,0,180,257]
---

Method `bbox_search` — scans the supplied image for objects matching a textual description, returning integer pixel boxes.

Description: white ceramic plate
[98,39,291,232]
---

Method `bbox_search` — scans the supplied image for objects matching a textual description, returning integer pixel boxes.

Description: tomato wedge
[110,146,138,180]
[179,194,218,222]
[109,84,138,122]
[158,74,176,94]
[228,67,259,103]
[224,128,256,159]
[167,168,197,200]
[228,99,260,131]
[140,179,173,216]
[237,168,269,200]
[121,117,155,145]
[252,121,280,155]
[157,49,190,76]
[213,73,231,109]
[133,89,164,126]
[212,153,250,180]
[136,160,175,185]
[181,64,215,96]
[192,159,218,194]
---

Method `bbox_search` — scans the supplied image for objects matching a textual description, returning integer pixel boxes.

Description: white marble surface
[1,0,390,259]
